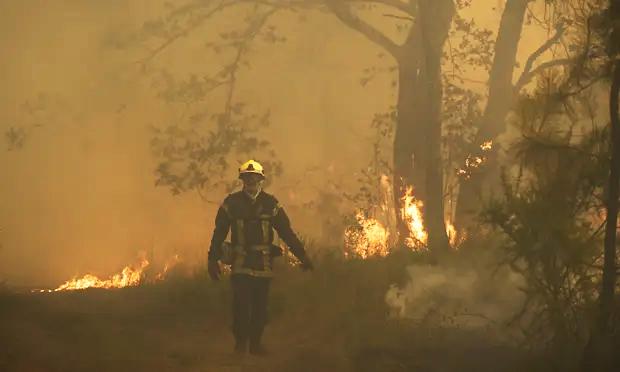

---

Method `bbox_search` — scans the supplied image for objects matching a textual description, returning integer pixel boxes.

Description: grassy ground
[0,251,553,372]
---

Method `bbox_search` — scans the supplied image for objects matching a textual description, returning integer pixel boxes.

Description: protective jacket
[208,190,307,277]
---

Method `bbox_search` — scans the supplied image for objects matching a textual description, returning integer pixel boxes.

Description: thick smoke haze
[0,1,547,287]
[385,264,525,329]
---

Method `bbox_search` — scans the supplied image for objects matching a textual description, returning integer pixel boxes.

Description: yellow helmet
[238,159,265,178]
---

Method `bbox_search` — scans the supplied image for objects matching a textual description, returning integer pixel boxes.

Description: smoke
[385,264,525,329]
[0,1,561,288]
[0,1,390,287]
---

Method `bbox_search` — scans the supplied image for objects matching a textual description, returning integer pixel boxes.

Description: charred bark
[393,0,454,252]
[598,55,620,365]
[393,42,420,246]
[329,0,454,252]
[454,0,530,229]
[582,1,620,362]
[418,0,453,253]
[582,58,620,372]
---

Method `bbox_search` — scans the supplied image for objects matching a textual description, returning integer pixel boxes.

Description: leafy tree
[482,1,620,366]
[140,5,285,198]
[136,0,575,253]
[483,72,609,364]
[580,0,620,369]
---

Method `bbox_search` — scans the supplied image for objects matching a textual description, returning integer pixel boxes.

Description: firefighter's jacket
[208,190,307,277]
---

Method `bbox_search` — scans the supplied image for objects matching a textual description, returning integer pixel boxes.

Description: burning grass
[345,184,462,258]
[344,211,391,259]
[49,259,149,292]
[35,254,184,293]
[0,246,552,372]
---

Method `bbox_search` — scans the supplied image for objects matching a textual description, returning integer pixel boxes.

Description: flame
[155,254,181,281]
[401,186,428,248]
[35,254,185,293]
[344,182,464,258]
[445,220,457,246]
[51,259,149,292]
[458,140,493,179]
[465,156,484,168]
[401,187,462,249]
[344,211,390,259]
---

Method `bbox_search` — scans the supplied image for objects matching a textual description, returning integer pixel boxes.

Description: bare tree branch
[514,58,572,91]
[168,0,219,17]
[222,6,281,117]
[326,0,402,59]
[139,1,238,67]
[140,0,413,68]
[346,0,414,15]
[513,24,567,91]
[522,24,564,74]
[382,13,414,21]
[139,0,304,68]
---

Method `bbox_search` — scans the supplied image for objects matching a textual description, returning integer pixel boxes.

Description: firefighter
[207,159,313,355]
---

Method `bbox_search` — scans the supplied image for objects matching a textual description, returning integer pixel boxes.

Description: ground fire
[345,184,460,257]
[344,211,391,259]
[36,255,182,292]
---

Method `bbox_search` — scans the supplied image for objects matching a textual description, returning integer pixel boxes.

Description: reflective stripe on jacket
[208,190,307,277]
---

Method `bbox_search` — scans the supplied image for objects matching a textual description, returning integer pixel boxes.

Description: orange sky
[0,1,556,286]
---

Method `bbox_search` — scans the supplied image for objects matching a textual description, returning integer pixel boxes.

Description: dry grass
[0,250,552,372]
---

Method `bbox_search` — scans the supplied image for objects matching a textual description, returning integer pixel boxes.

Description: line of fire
[2,0,619,371]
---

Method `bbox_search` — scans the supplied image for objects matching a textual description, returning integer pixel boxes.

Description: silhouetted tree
[140,5,284,198]
[581,0,620,369]
[480,0,617,367]
[483,70,609,365]
[138,0,572,252]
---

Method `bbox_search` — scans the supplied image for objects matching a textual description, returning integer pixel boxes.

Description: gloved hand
[208,260,221,281]
[300,256,314,272]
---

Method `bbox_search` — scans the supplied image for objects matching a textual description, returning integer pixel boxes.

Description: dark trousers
[231,274,271,347]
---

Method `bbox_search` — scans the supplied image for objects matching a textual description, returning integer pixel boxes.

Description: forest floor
[0,253,556,372]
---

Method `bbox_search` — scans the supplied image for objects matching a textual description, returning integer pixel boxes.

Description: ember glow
[458,140,494,179]
[465,156,484,168]
[480,140,493,151]
[344,211,390,259]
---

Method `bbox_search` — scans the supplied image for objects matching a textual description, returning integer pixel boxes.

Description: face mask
[244,186,261,200]
[242,177,263,199]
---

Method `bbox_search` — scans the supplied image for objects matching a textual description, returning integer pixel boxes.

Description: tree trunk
[393,51,420,247]
[599,56,620,358]
[582,58,620,372]
[393,0,454,253]
[325,0,453,252]
[454,0,529,230]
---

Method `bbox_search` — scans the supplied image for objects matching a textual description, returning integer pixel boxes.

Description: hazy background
[0,0,547,286]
